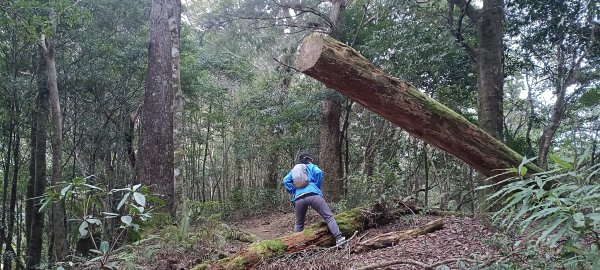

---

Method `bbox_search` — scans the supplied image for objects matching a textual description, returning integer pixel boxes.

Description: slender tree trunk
[1,123,13,264]
[26,47,49,269]
[538,47,568,169]
[524,76,535,157]
[6,117,21,270]
[171,0,184,217]
[136,0,181,214]
[201,105,212,203]
[423,143,429,206]
[40,32,69,262]
[362,126,376,177]
[17,201,22,267]
[341,100,353,176]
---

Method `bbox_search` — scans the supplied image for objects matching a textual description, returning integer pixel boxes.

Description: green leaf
[100,240,109,254]
[146,195,166,206]
[102,212,119,218]
[60,184,73,197]
[87,218,101,225]
[40,198,53,212]
[83,183,104,191]
[117,192,130,211]
[72,176,85,185]
[89,249,103,255]
[133,192,146,207]
[587,213,600,224]
[548,226,568,247]
[536,217,567,245]
[573,212,585,227]
[111,187,132,192]
[550,154,574,170]
[79,221,89,237]
[121,215,133,226]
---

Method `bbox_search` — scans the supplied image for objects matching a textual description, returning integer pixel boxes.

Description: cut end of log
[297,33,325,71]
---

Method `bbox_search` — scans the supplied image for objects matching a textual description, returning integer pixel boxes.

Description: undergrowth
[479,153,600,269]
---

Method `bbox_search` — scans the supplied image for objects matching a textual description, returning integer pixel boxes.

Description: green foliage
[482,154,600,269]
[341,163,404,209]
[41,177,160,269]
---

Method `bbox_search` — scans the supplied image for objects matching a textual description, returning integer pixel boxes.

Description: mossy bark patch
[335,208,364,236]
[248,239,287,256]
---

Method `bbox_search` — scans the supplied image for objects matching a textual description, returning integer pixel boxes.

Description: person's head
[299,153,313,164]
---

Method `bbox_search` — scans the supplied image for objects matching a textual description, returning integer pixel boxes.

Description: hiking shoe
[335,236,347,249]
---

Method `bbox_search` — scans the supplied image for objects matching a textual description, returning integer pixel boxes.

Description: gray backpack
[291,164,309,188]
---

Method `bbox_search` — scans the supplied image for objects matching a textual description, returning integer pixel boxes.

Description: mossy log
[352,218,445,254]
[203,204,397,270]
[297,33,541,178]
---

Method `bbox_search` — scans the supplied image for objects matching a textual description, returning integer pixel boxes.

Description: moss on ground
[222,256,249,269]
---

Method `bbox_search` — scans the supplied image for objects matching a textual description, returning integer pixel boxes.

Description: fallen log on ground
[352,218,444,254]
[296,33,541,178]
[195,203,401,270]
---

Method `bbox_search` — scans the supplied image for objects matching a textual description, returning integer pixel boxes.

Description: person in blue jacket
[282,153,346,248]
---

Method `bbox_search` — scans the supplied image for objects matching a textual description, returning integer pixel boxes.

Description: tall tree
[39,19,69,263]
[320,0,347,203]
[506,0,600,169]
[172,0,184,216]
[137,0,181,215]
[448,0,504,140]
[25,47,49,269]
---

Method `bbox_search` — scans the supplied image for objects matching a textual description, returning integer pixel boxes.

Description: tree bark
[320,95,344,201]
[319,0,348,203]
[26,47,49,269]
[297,34,540,178]
[6,115,21,270]
[171,0,184,217]
[1,122,13,264]
[136,0,180,214]
[475,0,504,140]
[448,0,504,140]
[40,33,69,262]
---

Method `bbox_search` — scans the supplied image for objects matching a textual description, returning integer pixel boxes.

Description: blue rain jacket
[282,163,324,203]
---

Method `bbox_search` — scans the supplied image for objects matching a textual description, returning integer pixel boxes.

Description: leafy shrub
[42,177,161,269]
[480,155,600,269]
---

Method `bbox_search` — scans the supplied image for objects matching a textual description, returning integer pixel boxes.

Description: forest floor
[125,209,511,270]
[226,210,497,269]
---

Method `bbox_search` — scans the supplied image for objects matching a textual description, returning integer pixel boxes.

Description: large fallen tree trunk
[296,33,541,178]
[195,203,449,269]
[200,204,404,269]
[352,218,444,254]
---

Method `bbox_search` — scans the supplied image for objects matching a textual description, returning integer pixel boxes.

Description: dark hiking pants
[294,194,342,239]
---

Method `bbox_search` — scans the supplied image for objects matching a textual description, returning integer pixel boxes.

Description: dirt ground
[229,210,497,270]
